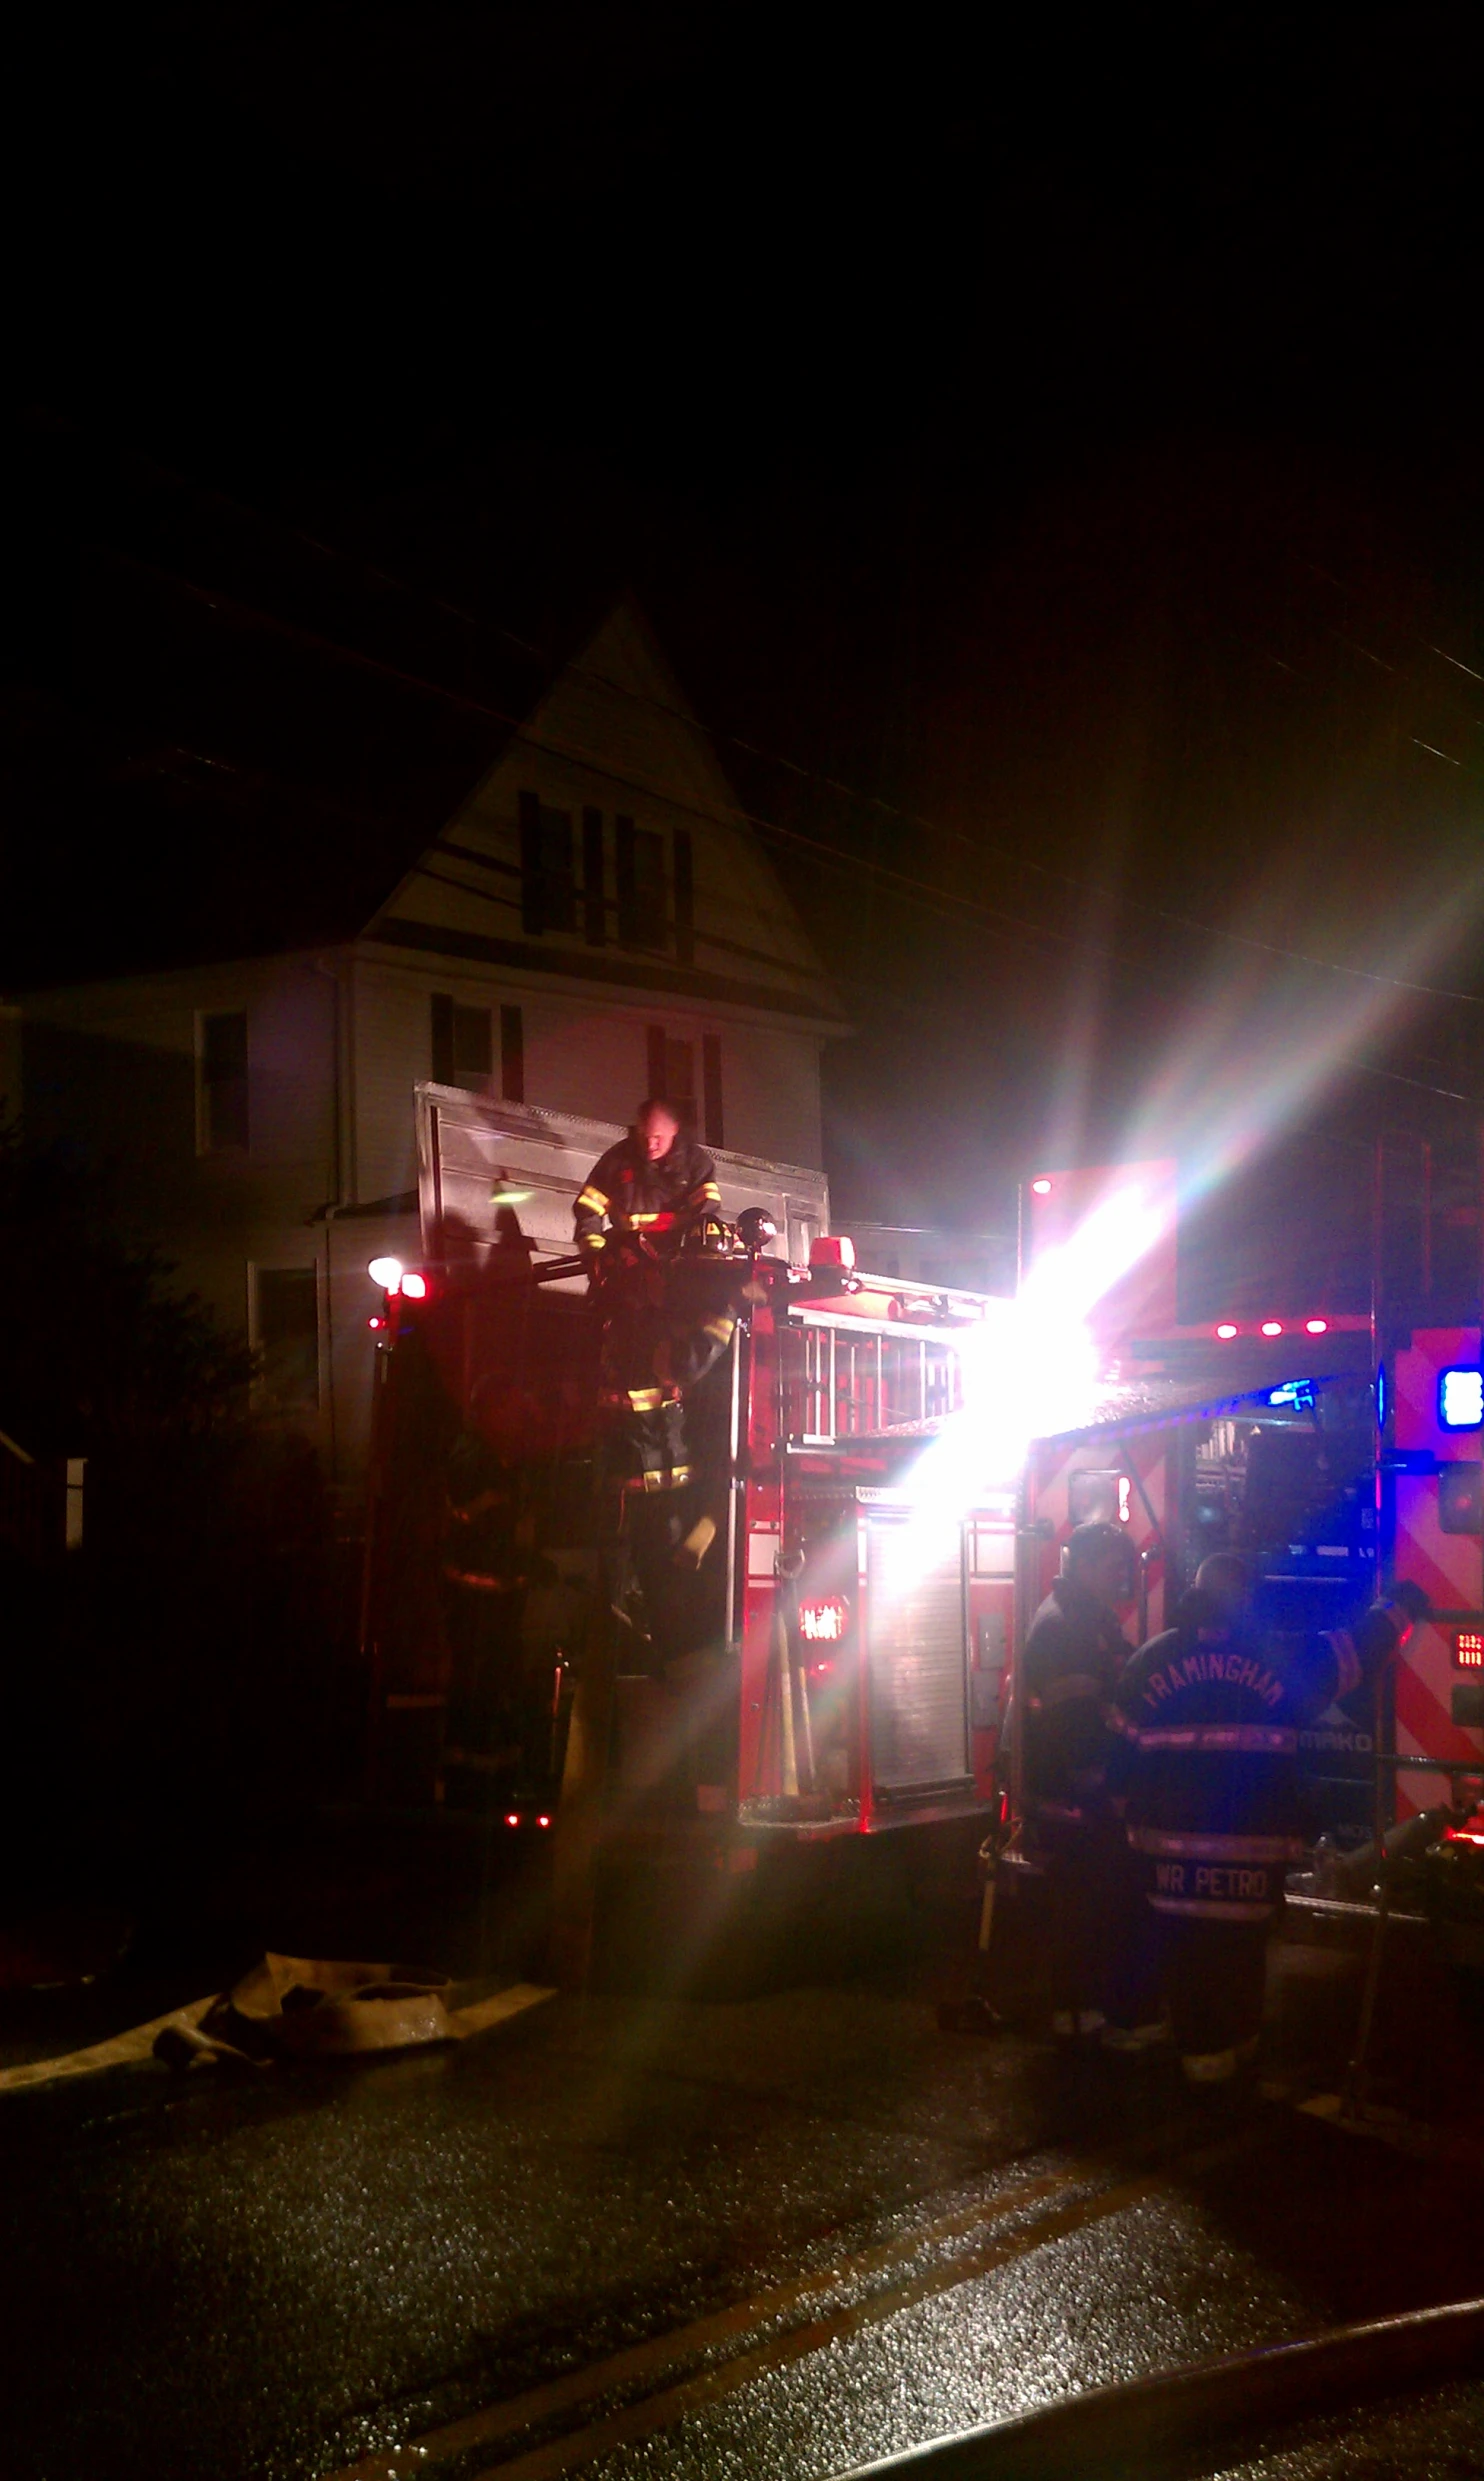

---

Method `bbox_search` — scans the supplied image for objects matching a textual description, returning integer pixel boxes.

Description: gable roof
[2,494,842,1021]
[362,600,845,1025]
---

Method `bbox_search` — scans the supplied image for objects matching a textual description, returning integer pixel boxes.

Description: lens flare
[882,1175,1168,1598]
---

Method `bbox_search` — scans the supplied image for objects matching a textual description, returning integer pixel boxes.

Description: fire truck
[1013,1163,1484,1849]
[359,1117,1484,1950]
[360,1091,1009,1869]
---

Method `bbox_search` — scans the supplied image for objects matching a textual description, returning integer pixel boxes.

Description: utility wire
[99,537,1484,1028]
[103,701,1484,1115]
[63,426,1484,1013]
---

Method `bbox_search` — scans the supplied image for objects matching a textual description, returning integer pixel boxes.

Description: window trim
[518,790,576,935]
[431,992,493,1091]
[195,1007,250,1156]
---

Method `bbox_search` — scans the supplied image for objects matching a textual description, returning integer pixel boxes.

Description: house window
[673,829,695,966]
[431,994,493,1090]
[702,1032,723,1148]
[518,792,575,934]
[254,1266,320,1412]
[582,807,605,946]
[500,1004,524,1103]
[616,816,667,951]
[199,1010,249,1152]
[646,1025,696,1124]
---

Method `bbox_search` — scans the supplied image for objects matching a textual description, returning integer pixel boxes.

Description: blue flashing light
[1376,1363,1387,1433]
[1439,1366,1484,1433]
[1268,1379,1316,1411]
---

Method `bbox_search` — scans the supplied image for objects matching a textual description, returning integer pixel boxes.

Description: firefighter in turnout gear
[1020,1520,1138,2041]
[573,1100,722,1269]
[1116,1553,1417,2085]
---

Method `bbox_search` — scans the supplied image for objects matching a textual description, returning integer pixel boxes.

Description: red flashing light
[1030,1177,1054,1196]
[400,1270,428,1301]
[537,1813,552,1829]
[504,1812,520,1828]
[367,1315,386,1331]
[1445,1827,1484,1846]
[1305,1318,1329,1336]
[1260,1321,1284,1338]
[1215,1323,1239,1340]
[798,1598,849,1643]
[1455,1631,1484,1670]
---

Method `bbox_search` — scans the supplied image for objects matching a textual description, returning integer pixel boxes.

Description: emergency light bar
[1211,1316,1330,1339]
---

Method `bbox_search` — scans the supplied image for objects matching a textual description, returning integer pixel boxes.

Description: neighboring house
[12,599,848,1490]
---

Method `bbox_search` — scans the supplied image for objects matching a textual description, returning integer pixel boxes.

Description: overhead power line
[49,420,1484,1010]
[97,526,1484,1027]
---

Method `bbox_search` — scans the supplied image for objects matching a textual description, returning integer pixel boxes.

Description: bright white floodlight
[368,1255,404,1289]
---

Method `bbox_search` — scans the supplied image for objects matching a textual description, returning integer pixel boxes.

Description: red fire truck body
[361,1261,1012,1840]
[360,1110,1484,1866]
[360,1098,1011,1846]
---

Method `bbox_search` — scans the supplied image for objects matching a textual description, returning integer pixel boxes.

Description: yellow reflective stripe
[1147,1896,1276,1922]
[576,1186,609,1215]
[627,1387,665,1411]
[702,1316,736,1344]
[625,1211,664,1227]
[580,1232,606,1250]
[1130,1827,1304,1863]
[692,1180,722,1205]
[625,1465,693,1494]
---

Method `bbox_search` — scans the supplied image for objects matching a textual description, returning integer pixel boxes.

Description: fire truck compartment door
[864,1514,971,1792]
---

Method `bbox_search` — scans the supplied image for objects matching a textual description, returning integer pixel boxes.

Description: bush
[0,1123,343,1903]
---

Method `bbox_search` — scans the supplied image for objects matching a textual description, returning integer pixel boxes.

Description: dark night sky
[7,8,1484,1247]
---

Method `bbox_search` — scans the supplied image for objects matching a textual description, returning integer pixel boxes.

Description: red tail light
[400,1270,429,1301]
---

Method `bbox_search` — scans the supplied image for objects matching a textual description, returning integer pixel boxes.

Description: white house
[14,600,849,1491]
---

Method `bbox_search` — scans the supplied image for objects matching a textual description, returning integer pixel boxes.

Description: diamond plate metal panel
[866,1517,970,1790]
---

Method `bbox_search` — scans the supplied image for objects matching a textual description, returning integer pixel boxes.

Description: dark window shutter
[501,1005,525,1103]
[202,1010,250,1150]
[431,993,455,1085]
[539,808,575,932]
[702,1034,724,1148]
[582,808,605,945]
[646,1024,667,1101]
[673,829,694,964]
[519,790,544,933]
[616,816,637,947]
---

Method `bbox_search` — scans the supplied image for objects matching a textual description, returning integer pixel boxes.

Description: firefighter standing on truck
[1115,1552,1417,2087]
[1020,1520,1138,2043]
[574,1100,721,1269]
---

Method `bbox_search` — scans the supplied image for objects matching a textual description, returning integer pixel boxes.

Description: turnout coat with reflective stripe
[574,1135,721,1254]
[1113,1605,1351,1922]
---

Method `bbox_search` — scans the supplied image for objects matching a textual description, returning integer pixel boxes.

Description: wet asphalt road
[7,1915,1484,2481]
